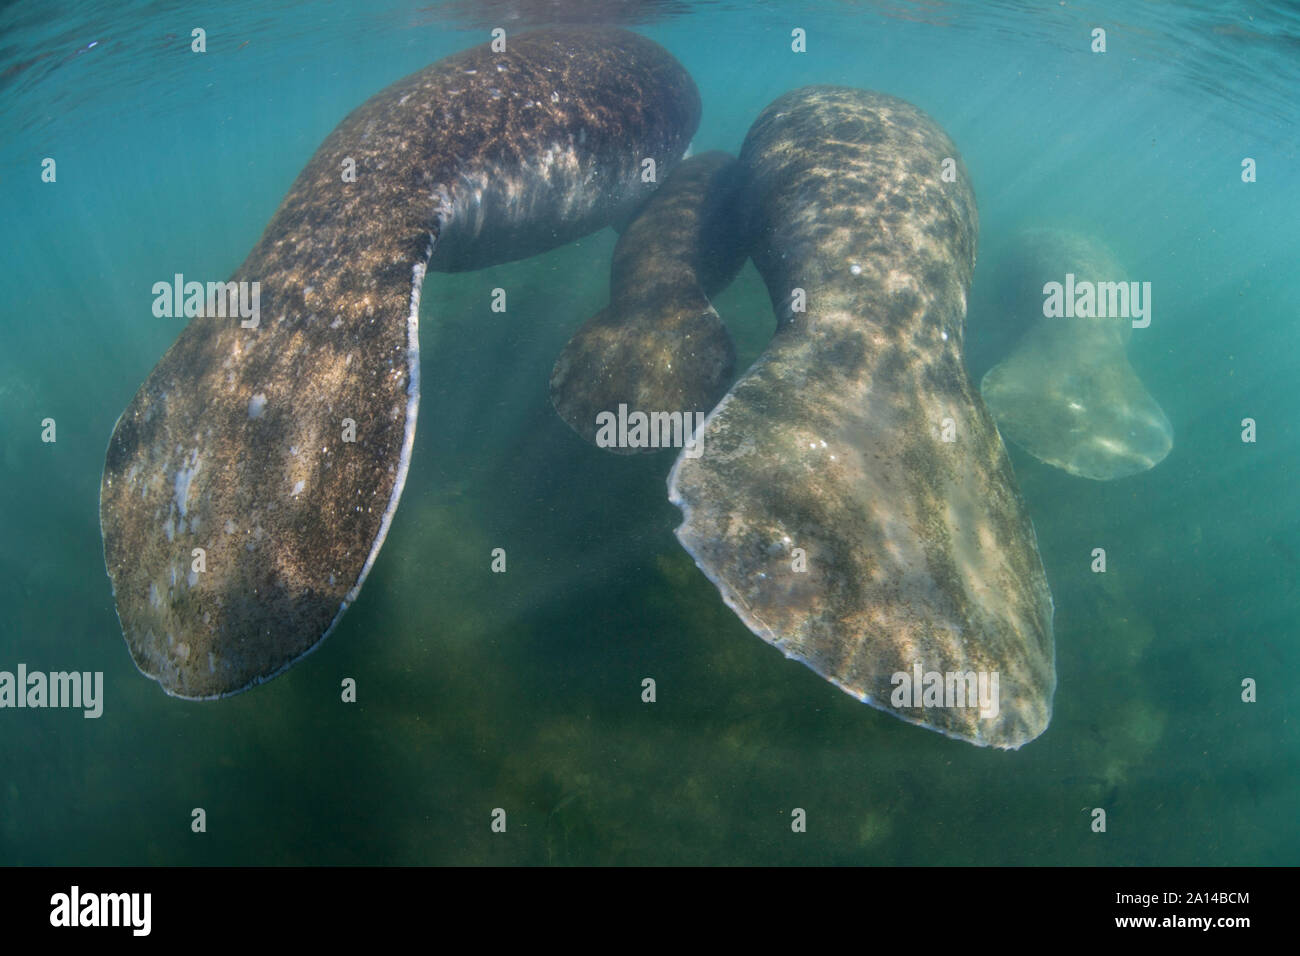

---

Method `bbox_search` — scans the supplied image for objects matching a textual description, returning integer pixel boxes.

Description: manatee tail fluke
[977,228,1173,480]
[99,223,433,700]
[980,321,1174,480]
[100,28,701,698]
[668,88,1055,749]
[550,151,746,452]
[550,300,736,452]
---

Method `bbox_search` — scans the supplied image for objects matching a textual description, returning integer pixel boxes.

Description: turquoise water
[1,0,1297,865]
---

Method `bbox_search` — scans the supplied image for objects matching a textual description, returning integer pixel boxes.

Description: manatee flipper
[550,151,746,451]
[979,229,1173,480]
[668,88,1055,749]
[100,28,700,698]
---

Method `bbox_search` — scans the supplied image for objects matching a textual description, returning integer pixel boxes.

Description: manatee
[668,87,1055,749]
[100,28,700,698]
[978,229,1173,480]
[549,150,745,452]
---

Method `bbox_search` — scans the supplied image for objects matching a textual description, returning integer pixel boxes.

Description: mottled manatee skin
[668,87,1055,748]
[979,229,1173,480]
[100,28,700,699]
[550,151,745,451]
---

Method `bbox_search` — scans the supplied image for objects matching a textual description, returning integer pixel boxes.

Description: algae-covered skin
[669,87,1056,749]
[99,28,700,699]
[550,150,746,451]
[980,229,1173,480]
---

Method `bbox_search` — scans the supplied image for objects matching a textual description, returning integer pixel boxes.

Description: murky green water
[0,1,1296,864]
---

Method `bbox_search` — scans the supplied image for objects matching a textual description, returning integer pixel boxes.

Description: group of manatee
[99,28,1171,749]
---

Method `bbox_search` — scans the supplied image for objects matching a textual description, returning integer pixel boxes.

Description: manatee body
[979,229,1173,480]
[550,150,746,451]
[668,87,1055,749]
[100,29,700,699]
